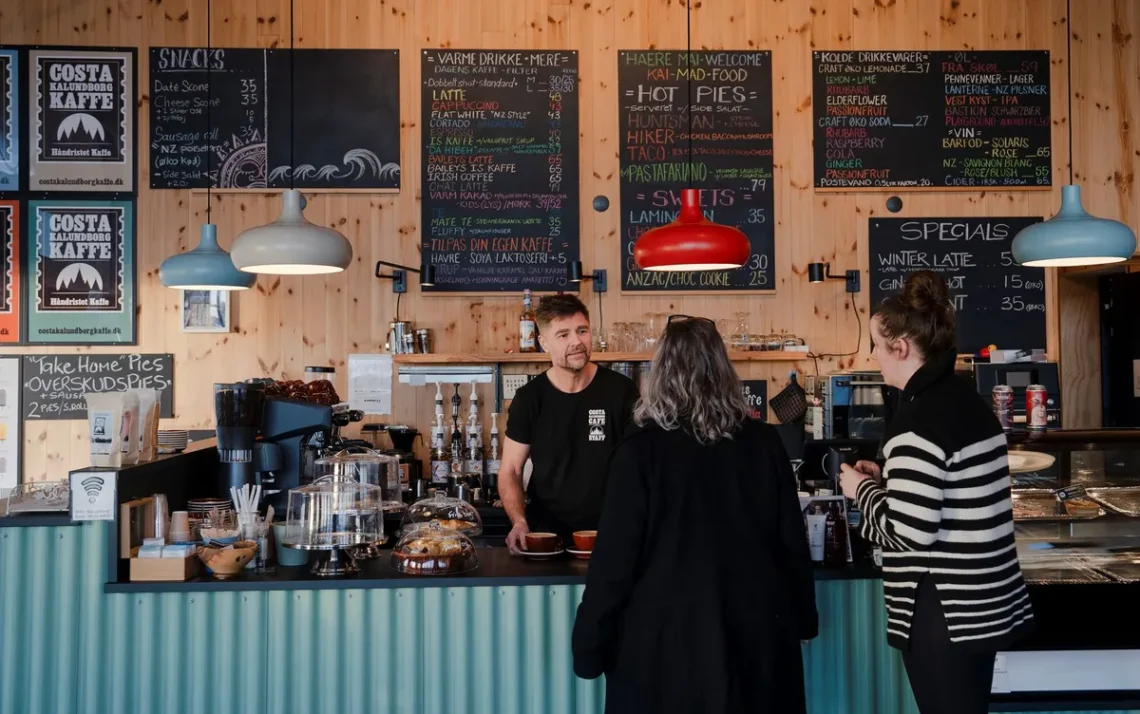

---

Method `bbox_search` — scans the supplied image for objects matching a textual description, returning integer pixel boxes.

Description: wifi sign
[81,475,104,503]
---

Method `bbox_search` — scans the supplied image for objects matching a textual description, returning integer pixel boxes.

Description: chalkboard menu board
[149,48,400,190]
[419,50,579,292]
[869,217,1046,354]
[21,353,174,420]
[813,51,1051,190]
[619,51,774,291]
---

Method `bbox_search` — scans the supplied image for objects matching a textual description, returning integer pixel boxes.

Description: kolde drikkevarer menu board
[149,47,400,190]
[869,217,1046,355]
[420,50,579,292]
[619,51,774,291]
[813,50,1051,189]
[21,353,174,420]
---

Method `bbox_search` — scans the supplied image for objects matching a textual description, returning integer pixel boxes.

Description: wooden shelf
[393,351,810,365]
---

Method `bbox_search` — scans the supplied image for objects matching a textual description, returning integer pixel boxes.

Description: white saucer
[1009,451,1056,474]
[522,549,565,560]
[567,548,592,560]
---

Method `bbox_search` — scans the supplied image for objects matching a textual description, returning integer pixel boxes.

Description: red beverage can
[1026,385,1048,430]
[992,384,1014,431]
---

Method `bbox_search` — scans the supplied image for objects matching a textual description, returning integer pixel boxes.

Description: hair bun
[900,270,951,313]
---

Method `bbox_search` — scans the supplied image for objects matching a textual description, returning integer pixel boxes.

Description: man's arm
[500,436,532,553]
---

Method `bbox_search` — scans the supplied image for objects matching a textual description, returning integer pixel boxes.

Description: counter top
[0,513,76,528]
[103,546,883,593]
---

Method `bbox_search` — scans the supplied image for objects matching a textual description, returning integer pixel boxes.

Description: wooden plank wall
[3,0,1129,480]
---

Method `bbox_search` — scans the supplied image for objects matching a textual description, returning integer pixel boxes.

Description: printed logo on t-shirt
[588,409,606,442]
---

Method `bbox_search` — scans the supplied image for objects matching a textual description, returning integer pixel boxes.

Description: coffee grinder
[214,382,266,496]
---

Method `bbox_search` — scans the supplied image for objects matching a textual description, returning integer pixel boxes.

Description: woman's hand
[839,463,870,500]
[853,460,881,481]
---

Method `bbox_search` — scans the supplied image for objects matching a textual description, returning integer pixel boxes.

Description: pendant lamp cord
[685,0,693,190]
[205,0,212,221]
[1066,0,1074,184]
[289,0,295,190]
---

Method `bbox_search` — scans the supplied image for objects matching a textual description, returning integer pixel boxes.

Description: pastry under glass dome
[390,521,479,575]
[399,495,482,537]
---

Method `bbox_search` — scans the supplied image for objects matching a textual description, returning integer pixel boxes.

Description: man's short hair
[535,294,590,330]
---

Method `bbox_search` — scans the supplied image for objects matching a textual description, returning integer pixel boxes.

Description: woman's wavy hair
[634,316,749,444]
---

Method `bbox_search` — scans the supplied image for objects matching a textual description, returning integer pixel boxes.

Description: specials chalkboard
[149,47,400,190]
[419,50,579,292]
[619,51,774,291]
[21,353,173,420]
[813,50,1051,190]
[869,217,1046,354]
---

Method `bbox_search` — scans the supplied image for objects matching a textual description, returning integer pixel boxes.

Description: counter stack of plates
[186,497,234,539]
[157,429,189,454]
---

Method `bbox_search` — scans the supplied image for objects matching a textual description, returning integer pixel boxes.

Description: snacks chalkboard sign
[149,48,400,190]
[619,51,775,292]
[869,217,1046,354]
[419,50,579,292]
[21,353,173,421]
[813,50,1051,190]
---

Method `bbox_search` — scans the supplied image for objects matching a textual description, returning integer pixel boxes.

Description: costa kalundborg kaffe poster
[27,199,135,344]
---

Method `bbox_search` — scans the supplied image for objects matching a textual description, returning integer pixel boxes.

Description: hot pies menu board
[21,353,173,421]
[812,50,1051,189]
[869,217,1046,354]
[149,48,400,190]
[0,49,18,191]
[419,50,579,292]
[29,48,136,192]
[0,201,20,343]
[27,200,136,344]
[619,51,774,291]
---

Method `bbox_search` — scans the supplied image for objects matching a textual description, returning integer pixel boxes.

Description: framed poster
[0,356,21,491]
[0,201,19,343]
[28,48,135,192]
[26,199,135,344]
[180,289,230,333]
[0,49,18,191]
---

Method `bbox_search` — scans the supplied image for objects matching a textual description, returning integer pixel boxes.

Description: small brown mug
[524,532,560,553]
[572,530,597,551]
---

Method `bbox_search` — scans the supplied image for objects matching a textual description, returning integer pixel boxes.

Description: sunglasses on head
[667,314,716,325]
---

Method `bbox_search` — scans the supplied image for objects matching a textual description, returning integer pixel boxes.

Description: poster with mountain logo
[28,49,135,192]
[0,201,20,344]
[27,200,135,344]
[0,49,18,191]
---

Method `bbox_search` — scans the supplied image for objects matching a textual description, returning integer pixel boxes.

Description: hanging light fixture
[159,0,255,291]
[230,0,353,275]
[1011,6,1136,268]
[632,1,750,272]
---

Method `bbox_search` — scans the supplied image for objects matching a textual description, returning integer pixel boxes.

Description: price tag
[1054,484,1086,502]
[70,470,116,522]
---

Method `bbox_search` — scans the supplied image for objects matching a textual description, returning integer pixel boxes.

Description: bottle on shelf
[519,289,537,353]
[429,415,450,486]
[485,412,502,503]
[465,430,484,487]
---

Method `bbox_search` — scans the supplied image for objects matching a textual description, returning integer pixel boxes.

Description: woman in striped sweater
[839,271,1033,714]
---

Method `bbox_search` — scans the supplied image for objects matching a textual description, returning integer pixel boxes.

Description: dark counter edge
[103,555,882,593]
[0,513,78,528]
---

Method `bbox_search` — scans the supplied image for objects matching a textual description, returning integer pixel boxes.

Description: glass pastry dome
[283,475,383,576]
[314,450,406,514]
[390,521,479,575]
[399,495,482,537]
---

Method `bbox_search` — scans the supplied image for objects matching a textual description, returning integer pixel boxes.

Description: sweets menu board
[149,48,401,190]
[419,50,579,292]
[813,50,1052,190]
[869,217,1046,354]
[619,51,775,291]
[21,353,174,421]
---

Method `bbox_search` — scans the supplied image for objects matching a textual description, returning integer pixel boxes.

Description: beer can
[1026,385,1048,430]
[992,384,1014,432]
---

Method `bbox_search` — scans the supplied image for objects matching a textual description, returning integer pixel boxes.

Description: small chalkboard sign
[619,51,775,291]
[869,217,1046,354]
[813,50,1051,190]
[742,380,768,422]
[21,353,174,421]
[149,48,400,190]
[419,50,580,292]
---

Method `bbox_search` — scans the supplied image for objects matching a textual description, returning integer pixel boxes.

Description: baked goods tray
[1085,487,1140,517]
[1011,489,1104,522]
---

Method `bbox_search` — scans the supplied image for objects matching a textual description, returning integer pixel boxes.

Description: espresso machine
[255,397,334,515]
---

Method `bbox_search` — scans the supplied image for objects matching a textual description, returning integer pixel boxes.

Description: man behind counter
[500,295,639,553]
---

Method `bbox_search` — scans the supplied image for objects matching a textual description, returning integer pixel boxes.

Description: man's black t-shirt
[506,366,638,537]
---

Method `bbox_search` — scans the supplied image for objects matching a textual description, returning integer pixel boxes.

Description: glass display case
[282,475,384,576]
[390,521,479,576]
[399,495,483,537]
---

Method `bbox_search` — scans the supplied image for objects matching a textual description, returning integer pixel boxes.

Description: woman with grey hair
[572,315,817,714]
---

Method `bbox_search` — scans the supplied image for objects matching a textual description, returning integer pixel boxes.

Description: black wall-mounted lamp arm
[567,261,608,293]
[375,260,437,293]
[807,262,860,294]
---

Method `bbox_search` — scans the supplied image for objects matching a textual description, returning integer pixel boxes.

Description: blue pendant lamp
[159,0,254,291]
[1012,4,1136,268]
[1012,185,1136,267]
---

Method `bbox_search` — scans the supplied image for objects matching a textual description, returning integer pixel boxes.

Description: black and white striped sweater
[854,350,1034,652]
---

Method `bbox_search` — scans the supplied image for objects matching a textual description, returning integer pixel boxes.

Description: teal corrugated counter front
[0,523,1135,714]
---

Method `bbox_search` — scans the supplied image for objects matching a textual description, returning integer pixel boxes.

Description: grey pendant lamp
[1011,1,1136,268]
[229,0,353,275]
[159,0,255,291]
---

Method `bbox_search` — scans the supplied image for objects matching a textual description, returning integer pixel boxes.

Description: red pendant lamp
[632,2,751,272]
